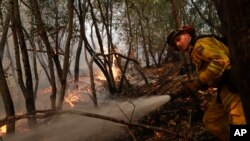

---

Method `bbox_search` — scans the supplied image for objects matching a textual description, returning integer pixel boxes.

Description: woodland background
[0,0,249,140]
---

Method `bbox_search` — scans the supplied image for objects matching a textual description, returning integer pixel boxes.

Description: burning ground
[1,62,220,141]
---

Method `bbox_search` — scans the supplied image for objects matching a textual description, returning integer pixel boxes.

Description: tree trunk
[29,0,63,82]
[57,0,74,110]
[118,0,133,92]
[0,61,15,134]
[22,24,39,99]
[0,1,15,133]
[135,7,150,68]
[74,0,86,86]
[36,39,57,109]
[145,16,157,67]
[222,0,250,123]
[11,0,37,127]
[0,4,10,61]
[87,0,117,94]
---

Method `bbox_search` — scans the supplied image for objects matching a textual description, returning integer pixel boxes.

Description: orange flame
[97,55,120,81]
[0,125,6,136]
[154,131,163,138]
[65,89,82,107]
[97,72,106,81]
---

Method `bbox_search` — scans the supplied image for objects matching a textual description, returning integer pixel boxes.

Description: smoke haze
[3,95,170,141]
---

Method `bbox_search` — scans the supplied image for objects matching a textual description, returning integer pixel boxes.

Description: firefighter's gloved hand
[177,81,198,99]
[171,80,206,101]
[181,81,198,97]
[184,79,208,95]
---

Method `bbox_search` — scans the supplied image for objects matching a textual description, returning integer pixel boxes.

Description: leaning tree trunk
[29,0,63,82]
[0,60,15,134]
[87,0,117,93]
[0,1,15,133]
[11,0,37,127]
[222,0,250,123]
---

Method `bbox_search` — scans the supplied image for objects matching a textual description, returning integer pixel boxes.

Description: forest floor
[114,62,221,141]
[0,62,222,141]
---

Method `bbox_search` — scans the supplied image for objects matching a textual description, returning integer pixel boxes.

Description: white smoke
[3,95,170,141]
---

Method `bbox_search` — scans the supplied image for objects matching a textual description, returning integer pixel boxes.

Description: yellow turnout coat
[190,36,246,141]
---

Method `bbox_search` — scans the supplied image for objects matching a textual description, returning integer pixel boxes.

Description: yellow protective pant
[203,85,246,141]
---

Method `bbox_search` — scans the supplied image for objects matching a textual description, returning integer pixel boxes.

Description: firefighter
[166,26,246,141]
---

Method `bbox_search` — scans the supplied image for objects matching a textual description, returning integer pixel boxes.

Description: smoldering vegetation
[2,95,170,141]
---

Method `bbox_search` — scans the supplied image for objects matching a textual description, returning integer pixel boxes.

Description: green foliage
[41,1,68,29]
[120,0,175,53]
[182,0,221,34]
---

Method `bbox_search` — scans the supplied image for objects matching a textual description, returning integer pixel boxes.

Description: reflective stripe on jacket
[190,37,230,86]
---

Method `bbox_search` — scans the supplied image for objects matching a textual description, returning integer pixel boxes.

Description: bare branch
[0,110,174,134]
[27,49,64,55]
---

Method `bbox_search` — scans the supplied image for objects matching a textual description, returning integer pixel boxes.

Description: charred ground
[114,62,220,141]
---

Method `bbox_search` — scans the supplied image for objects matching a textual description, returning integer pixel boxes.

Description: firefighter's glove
[180,81,198,98]
[171,80,207,100]
[170,82,196,101]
